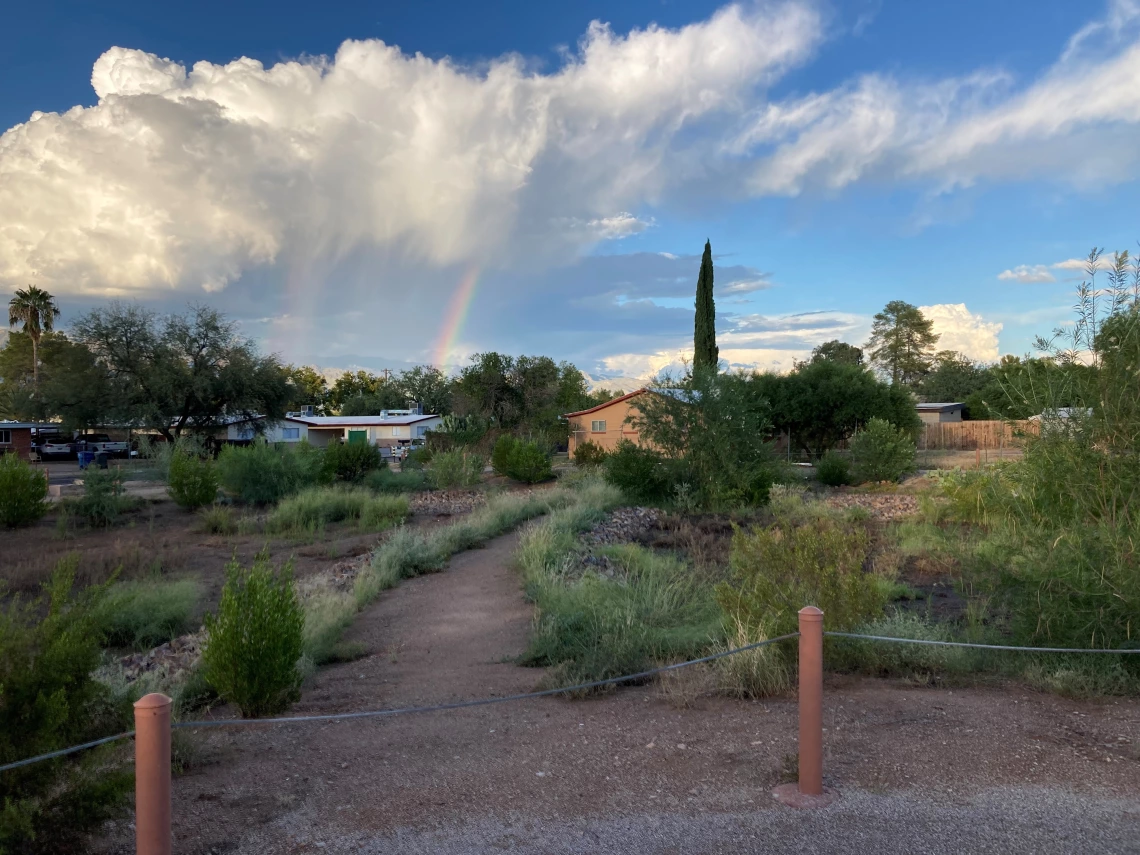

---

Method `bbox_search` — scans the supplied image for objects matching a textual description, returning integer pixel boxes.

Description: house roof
[285,414,441,428]
[0,421,45,430]
[916,402,964,412]
[563,389,648,419]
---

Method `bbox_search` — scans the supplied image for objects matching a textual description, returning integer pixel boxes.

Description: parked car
[37,438,77,460]
[75,433,130,457]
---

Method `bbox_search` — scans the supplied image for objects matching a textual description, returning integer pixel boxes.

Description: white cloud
[722,278,772,294]
[1052,257,1101,271]
[919,303,1003,361]
[998,264,1056,283]
[0,2,822,296]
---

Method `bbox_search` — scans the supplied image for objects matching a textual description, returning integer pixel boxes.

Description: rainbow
[432,265,480,369]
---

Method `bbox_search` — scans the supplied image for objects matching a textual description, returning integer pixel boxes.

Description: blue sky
[2,0,1138,383]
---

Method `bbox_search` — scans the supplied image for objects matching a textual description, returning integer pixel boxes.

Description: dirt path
[95,530,1140,854]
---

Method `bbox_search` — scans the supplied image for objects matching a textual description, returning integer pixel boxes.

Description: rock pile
[823,493,920,521]
[582,506,662,545]
[116,631,205,684]
[409,490,487,516]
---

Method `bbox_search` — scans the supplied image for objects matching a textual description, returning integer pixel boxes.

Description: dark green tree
[920,351,992,413]
[809,339,864,366]
[866,300,939,387]
[396,365,453,415]
[284,365,329,413]
[693,240,719,372]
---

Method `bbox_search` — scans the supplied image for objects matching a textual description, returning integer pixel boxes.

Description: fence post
[134,693,172,855]
[798,606,823,796]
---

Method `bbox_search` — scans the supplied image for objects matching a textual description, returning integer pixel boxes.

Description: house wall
[0,427,33,460]
[568,397,643,455]
[918,407,964,425]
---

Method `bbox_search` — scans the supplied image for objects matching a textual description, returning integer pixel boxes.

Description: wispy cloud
[998,264,1056,283]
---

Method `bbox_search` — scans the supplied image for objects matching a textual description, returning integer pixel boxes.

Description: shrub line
[824,631,1140,654]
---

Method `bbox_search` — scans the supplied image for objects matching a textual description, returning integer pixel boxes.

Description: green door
[347,430,368,445]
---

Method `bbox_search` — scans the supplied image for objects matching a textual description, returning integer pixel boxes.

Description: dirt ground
[91,528,1140,855]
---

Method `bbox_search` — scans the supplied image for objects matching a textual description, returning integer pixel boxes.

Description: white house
[264,411,443,449]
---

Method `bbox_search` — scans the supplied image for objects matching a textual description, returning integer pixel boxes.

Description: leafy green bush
[503,438,554,483]
[718,517,888,637]
[74,469,130,527]
[92,579,201,650]
[167,450,218,509]
[0,556,133,853]
[266,486,408,535]
[216,441,329,504]
[815,451,851,487]
[601,439,676,502]
[427,449,485,489]
[323,441,384,482]
[0,453,48,528]
[201,553,304,718]
[198,504,237,534]
[849,418,916,483]
[491,434,517,475]
[401,448,430,470]
[364,467,427,494]
[572,440,609,467]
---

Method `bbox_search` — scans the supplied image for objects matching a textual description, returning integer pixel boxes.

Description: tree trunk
[31,334,39,392]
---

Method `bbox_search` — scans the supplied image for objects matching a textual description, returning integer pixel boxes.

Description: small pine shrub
[201,553,304,718]
[92,579,201,650]
[491,435,518,475]
[428,449,485,489]
[198,504,237,534]
[815,451,851,487]
[0,556,133,853]
[601,439,675,502]
[849,418,916,484]
[505,439,554,484]
[167,451,218,510]
[324,441,384,482]
[718,517,887,637]
[0,453,49,528]
[75,469,128,528]
[572,440,609,467]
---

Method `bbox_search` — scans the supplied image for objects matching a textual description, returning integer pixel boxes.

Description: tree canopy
[693,240,719,372]
[809,339,864,366]
[865,300,939,387]
[8,285,60,390]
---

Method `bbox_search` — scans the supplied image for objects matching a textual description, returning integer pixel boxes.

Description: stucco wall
[568,396,643,455]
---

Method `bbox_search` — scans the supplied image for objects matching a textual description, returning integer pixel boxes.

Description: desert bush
[201,553,304,718]
[301,589,360,666]
[719,517,887,637]
[826,611,969,680]
[324,441,384,482]
[601,439,676,502]
[216,441,329,504]
[716,617,793,698]
[815,451,851,487]
[428,449,485,489]
[0,453,49,528]
[167,450,218,510]
[401,448,430,470]
[198,504,237,534]
[74,469,131,528]
[849,417,916,483]
[0,556,133,853]
[572,439,609,467]
[364,467,427,493]
[492,435,553,483]
[92,579,201,650]
[266,487,408,535]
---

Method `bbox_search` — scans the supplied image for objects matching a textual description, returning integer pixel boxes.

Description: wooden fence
[918,420,1036,451]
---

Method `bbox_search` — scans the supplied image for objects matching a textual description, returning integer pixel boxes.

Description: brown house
[0,422,37,460]
[564,390,652,456]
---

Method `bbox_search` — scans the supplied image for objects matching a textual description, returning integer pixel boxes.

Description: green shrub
[216,441,329,504]
[401,448,430,470]
[201,553,304,718]
[324,441,384,482]
[849,418,916,483]
[826,611,969,680]
[198,504,237,534]
[0,556,133,853]
[718,517,887,637]
[364,467,427,494]
[266,487,408,535]
[74,469,130,528]
[716,617,793,698]
[167,451,219,510]
[92,579,201,650]
[601,439,676,502]
[0,453,49,528]
[491,434,517,475]
[428,449,485,489]
[493,436,554,483]
[815,452,851,487]
[572,440,609,467]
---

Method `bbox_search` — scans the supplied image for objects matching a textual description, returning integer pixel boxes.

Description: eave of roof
[563,389,647,419]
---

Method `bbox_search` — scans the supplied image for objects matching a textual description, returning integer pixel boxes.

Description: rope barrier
[824,631,1140,654]
[0,633,800,773]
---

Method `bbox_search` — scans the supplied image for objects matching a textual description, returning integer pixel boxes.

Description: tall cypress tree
[693,239,719,371]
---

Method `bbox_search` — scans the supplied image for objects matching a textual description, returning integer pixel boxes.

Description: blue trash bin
[77,450,95,469]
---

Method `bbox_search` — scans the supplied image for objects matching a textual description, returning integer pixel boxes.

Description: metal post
[134,693,172,855]
[798,606,823,796]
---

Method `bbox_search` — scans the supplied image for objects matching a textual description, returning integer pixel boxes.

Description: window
[590,420,607,432]
[0,430,10,444]
[236,427,255,440]
[416,425,429,437]
[281,427,300,440]
[391,426,403,437]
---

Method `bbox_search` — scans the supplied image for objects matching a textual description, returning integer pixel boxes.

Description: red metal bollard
[797,606,824,796]
[134,693,172,855]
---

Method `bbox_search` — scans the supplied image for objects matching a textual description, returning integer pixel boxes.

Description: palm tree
[8,285,61,391]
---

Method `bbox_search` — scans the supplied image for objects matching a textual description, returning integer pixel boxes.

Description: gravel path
[95,531,1140,854]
